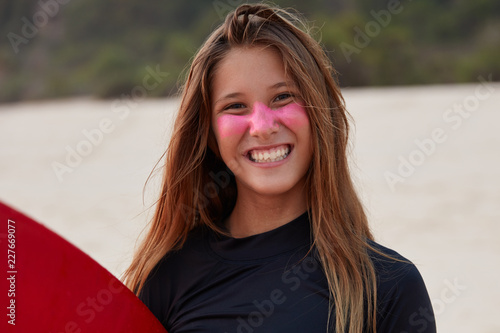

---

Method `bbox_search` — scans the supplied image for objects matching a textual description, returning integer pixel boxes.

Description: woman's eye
[224,103,245,110]
[274,93,293,102]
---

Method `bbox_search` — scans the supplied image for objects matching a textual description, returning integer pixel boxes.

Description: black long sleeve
[140,213,436,332]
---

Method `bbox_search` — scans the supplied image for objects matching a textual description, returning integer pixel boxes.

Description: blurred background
[1,0,499,102]
[0,1,499,332]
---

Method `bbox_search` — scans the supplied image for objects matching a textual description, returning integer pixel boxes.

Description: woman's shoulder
[367,240,437,332]
[138,225,214,324]
[367,240,429,297]
[153,225,212,273]
[367,240,424,286]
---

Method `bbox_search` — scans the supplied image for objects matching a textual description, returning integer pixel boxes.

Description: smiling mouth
[248,144,291,163]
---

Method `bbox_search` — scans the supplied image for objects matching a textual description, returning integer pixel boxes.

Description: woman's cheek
[276,103,310,130]
[216,115,248,139]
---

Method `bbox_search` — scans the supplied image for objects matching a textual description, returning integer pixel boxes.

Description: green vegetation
[0,0,499,102]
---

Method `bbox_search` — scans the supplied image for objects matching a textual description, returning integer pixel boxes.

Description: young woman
[124,4,436,332]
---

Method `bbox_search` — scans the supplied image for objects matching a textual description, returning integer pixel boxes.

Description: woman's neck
[225,188,307,238]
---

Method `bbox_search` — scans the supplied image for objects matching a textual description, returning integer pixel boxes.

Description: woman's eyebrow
[270,81,296,90]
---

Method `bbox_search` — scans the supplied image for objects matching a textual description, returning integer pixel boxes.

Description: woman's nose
[248,102,279,138]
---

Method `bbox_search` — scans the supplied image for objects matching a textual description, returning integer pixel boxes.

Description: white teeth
[249,146,290,163]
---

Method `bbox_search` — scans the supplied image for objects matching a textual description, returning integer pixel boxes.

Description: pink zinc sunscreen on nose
[248,102,279,135]
[216,102,309,139]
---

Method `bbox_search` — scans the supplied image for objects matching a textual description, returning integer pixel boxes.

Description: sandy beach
[0,83,498,332]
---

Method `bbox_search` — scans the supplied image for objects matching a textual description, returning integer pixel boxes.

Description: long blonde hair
[124,4,378,332]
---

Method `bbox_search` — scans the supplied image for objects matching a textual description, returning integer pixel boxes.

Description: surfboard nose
[0,201,168,333]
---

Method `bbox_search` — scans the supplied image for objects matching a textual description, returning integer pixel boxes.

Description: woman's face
[210,45,313,200]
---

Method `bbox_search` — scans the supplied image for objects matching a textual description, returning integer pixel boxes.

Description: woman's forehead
[210,46,293,97]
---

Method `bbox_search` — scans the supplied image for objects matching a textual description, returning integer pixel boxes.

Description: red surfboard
[0,201,167,333]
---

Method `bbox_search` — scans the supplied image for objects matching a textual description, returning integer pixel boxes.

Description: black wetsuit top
[140,213,436,332]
